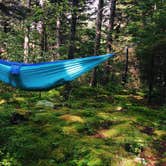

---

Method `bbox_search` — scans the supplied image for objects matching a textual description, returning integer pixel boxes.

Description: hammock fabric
[0,54,114,91]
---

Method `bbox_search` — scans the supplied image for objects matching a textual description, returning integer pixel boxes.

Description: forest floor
[0,85,166,166]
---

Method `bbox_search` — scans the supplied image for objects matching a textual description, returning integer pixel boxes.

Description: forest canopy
[0,0,165,103]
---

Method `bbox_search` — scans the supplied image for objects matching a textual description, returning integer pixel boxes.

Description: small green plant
[125,142,144,155]
[0,150,21,166]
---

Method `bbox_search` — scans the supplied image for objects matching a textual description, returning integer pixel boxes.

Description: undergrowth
[0,84,165,166]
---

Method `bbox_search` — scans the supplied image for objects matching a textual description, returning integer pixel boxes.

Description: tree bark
[51,16,61,61]
[55,16,61,59]
[39,0,48,59]
[68,0,78,59]
[104,0,116,83]
[148,54,154,104]
[106,0,116,53]
[40,22,48,57]
[122,46,129,85]
[148,2,158,104]
[64,0,78,100]
[23,0,31,63]
[91,0,104,86]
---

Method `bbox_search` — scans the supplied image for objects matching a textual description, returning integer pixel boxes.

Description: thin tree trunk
[122,46,129,85]
[64,0,78,100]
[41,22,48,57]
[39,0,48,59]
[55,16,61,59]
[52,16,61,61]
[163,76,166,104]
[68,0,78,59]
[91,0,104,86]
[23,0,31,63]
[105,0,116,83]
[106,0,116,53]
[148,2,157,104]
[148,54,154,104]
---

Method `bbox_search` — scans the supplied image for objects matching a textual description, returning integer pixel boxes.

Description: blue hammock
[0,54,114,91]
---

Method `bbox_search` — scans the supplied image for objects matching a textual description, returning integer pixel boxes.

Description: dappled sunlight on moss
[97,112,111,119]
[114,94,129,99]
[154,130,166,137]
[13,97,26,102]
[47,89,61,97]
[80,136,106,146]
[14,109,31,116]
[95,122,131,138]
[115,106,123,111]
[111,157,139,166]
[0,99,6,105]
[0,86,165,165]
[62,126,78,135]
[41,123,56,133]
[94,121,149,146]
[130,95,144,100]
[60,114,85,123]
[98,129,119,138]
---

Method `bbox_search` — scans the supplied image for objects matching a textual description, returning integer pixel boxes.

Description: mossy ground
[0,85,166,166]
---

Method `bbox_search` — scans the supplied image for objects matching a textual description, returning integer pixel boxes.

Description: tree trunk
[122,46,129,85]
[104,0,116,83]
[40,22,48,57]
[106,0,116,53]
[148,3,157,104]
[148,54,154,104]
[55,16,61,59]
[52,16,61,61]
[64,0,78,100]
[163,76,166,104]
[23,0,31,63]
[68,0,78,59]
[39,0,48,59]
[91,0,104,86]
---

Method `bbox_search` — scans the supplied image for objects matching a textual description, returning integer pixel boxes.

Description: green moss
[0,86,165,165]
